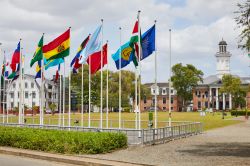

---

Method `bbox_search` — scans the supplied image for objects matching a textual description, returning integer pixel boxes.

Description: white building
[6,74,59,110]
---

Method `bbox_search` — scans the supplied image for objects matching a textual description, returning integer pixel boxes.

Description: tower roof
[219,40,227,45]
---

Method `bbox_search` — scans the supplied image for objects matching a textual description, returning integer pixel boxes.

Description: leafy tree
[235,1,250,50]
[71,65,150,112]
[220,75,246,109]
[171,63,203,111]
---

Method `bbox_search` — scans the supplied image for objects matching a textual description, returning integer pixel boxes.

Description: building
[5,74,59,111]
[192,39,250,111]
[141,83,180,112]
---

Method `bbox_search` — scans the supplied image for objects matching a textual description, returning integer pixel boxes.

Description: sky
[0,0,248,83]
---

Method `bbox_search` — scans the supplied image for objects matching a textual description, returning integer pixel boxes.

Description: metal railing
[0,122,203,145]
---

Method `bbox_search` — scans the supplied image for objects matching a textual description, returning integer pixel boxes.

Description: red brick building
[141,83,180,112]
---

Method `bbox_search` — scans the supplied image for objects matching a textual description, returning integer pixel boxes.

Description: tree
[220,75,246,109]
[235,1,250,50]
[71,65,150,111]
[171,63,203,111]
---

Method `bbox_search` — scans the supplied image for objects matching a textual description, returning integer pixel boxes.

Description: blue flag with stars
[141,25,155,60]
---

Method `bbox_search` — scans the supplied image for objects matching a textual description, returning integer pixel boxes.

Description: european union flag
[141,25,155,60]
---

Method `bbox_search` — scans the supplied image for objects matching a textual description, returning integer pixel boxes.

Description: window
[31,83,34,88]
[171,107,173,110]
[10,92,14,99]
[205,102,208,108]
[32,92,36,98]
[171,89,173,94]
[11,102,14,108]
[25,92,28,98]
[13,83,16,88]
[163,97,166,104]
[25,82,28,88]
[153,89,155,94]
[18,92,19,98]
[152,97,155,104]
[163,107,166,110]
[144,107,146,110]
[198,101,201,109]
[162,88,166,95]
[171,97,174,104]
[143,96,147,104]
[32,102,36,107]
[205,91,208,98]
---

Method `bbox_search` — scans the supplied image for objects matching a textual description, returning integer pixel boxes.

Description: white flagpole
[100,19,104,129]
[4,51,8,123]
[169,29,172,127]
[138,10,141,133]
[18,39,23,124]
[68,61,71,129]
[88,50,91,128]
[119,27,122,129]
[135,68,138,129]
[63,61,65,127]
[0,44,2,124]
[3,54,5,124]
[81,64,84,127]
[154,20,158,129]
[106,40,109,128]
[41,51,44,126]
[59,73,61,126]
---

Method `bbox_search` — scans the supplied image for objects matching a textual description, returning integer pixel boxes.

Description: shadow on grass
[178,142,250,158]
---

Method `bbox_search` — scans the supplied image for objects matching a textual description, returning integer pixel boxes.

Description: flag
[35,60,41,79]
[71,35,90,67]
[54,64,60,83]
[141,25,155,60]
[112,42,136,69]
[129,21,139,67]
[79,25,102,64]
[1,54,6,82]
[43,29,70,60]
[8,64,20,80]
[87,43,107,74]
[44,58,64,70]
[10,42,20,71]
[30,35,43,67]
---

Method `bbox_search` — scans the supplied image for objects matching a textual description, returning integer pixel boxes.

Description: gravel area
[83,118,250,166]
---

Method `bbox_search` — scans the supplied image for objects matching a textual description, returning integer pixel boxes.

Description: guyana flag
[30,35,43,67]
[43,29,70,60]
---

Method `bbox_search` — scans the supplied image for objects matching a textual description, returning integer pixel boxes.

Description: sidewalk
[0,147,150,166]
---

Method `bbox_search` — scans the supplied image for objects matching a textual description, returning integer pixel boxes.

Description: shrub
[231,110,250,116]
[123,107,131,113]
[0,126,127,154]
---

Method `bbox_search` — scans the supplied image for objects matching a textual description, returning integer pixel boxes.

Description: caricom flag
[30,35,43,67]
[43,29,70,60]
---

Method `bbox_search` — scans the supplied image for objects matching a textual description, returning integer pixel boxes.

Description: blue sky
[0,0,247,83]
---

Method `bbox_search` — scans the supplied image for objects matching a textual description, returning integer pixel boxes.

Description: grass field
[1,111,242,131]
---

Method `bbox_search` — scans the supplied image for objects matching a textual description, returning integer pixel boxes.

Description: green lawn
[2,111,242,131]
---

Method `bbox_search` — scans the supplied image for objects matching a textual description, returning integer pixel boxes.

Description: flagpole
[59,73,61,126]
[68,60,71,129]
[3,53,5,124]
[169,29,172,127]
[119,27,122,129]
[63,60,65,127]
[81,64,84,127]
[18,39,22,124]
[154,20,158,130]
[4,51,8,123]
[0,44,2,124]
[100,19,104,129]
[106,40,109,129]
[88,49,91,128]
[138,10,142,134]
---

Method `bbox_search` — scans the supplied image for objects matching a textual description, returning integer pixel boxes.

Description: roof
[199,74,250,85]
[144,82,169,88]
[219,40,227,45]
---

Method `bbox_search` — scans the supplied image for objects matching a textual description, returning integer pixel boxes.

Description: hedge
[0,126,127,154]
[231,110,250,116]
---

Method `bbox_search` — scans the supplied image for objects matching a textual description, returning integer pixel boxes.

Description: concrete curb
[0,147,149,166]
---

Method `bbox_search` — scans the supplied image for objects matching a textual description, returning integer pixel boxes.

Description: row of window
[144,97,174,104]
[152,89,174,95]
[10,102,36,108]
[143,106,173,110]
[10,91,36,99]
[13,82,35,89]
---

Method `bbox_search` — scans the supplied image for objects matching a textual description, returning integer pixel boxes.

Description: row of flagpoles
[0,11,173,129]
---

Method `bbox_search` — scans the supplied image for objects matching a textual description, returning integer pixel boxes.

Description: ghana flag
[43,29,70,60]
[30,35,43,67]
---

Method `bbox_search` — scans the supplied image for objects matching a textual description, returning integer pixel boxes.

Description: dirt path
[83,118,250,166]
